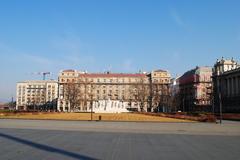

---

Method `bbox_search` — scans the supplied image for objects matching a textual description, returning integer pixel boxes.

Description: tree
[81,78,95,111]
[169,92,181,112]
[130,77,150,112]
[151,83,171,112]
[151,84,162,112]
[64,81,81,111]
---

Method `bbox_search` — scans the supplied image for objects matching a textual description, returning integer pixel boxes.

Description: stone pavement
[0,119,239,160]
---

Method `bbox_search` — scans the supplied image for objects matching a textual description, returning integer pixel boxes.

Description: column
[237,76,240,95]
[238,76,240,95]
[234,77,238,96]
[228,78,231,96]
[232,77,235,96]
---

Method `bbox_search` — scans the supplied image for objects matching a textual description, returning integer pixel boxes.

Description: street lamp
[217,77,223,124]
[218,91,223,124]
[90,95,93,121]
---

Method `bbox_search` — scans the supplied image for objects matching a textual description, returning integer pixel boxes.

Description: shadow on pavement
[0,132,97,160]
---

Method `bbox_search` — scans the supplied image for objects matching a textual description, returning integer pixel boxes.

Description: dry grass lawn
[0,112,193,122]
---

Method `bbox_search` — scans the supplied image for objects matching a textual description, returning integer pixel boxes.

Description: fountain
[93,98,130,113]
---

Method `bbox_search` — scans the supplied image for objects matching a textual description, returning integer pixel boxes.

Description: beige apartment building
[16,80,58,110]
[58,69,171,112]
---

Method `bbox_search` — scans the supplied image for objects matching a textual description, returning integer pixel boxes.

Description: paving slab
[0,119,240,160]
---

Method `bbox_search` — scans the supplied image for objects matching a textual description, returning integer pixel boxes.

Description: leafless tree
[29,95,40,111]
[81,78,96,111]
[169,92,181,112]
[151,84,162,111]
[151,84,171,112]
[64,81,81,111]
[130,77,150,112]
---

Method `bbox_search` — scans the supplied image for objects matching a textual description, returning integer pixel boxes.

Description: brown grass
[0,112,194,122]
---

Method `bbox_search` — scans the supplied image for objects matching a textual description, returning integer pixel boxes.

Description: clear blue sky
[0,0,240,101]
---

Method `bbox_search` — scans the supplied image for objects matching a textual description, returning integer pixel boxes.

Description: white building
[213,57,239,76]
[16,80,58,110]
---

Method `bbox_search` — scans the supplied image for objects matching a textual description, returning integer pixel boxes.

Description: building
[57,69,171,112]
[16,80,58,111]
[170,76,180,96]
[179,66,212,112]
[149,70,171,112]
[169,76,181,112]
[212,58,240,113]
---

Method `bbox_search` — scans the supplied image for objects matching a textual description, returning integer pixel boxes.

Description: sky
[0,0,240,102]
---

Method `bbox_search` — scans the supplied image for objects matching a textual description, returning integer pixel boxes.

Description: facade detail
[179,66,212,112]
[212,58,240,113]
[16,80,58,110]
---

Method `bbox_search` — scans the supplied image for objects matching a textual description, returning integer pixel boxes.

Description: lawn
[0,112,193,122]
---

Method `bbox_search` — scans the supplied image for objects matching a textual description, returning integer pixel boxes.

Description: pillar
[228,78,231,96]
[238,76,240,95]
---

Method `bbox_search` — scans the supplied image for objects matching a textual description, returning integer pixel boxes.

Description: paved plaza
[0,119,240,160]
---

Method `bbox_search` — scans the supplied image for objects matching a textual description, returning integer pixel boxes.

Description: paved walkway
[0,119,240,160]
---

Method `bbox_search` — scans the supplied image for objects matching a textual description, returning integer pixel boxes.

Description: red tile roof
[79,73,147,78]
[62,69,75,72]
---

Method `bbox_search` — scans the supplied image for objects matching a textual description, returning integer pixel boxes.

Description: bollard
[99,115,102,121]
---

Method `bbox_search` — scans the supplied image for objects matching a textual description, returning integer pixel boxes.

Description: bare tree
[64,81,81,111]
[81,78,96,111]
[30,95,39,111]
[151,84,162,112]
[151,83,172,112]
[130,77,150,112]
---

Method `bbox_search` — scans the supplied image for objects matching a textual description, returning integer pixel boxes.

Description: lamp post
[91,104,93,121]
[89,83,94,121]
[217,77,223,124]
[182,97,185,112]
[90,95,93,121]
[218,91,223,124]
